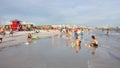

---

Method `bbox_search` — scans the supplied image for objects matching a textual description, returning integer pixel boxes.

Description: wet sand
[0,30,57,49]
[0,30,120,68]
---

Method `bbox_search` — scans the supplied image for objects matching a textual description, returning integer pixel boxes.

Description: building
[11,20,23,31]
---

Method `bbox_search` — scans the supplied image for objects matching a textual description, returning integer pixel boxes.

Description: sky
[0,0,120,26]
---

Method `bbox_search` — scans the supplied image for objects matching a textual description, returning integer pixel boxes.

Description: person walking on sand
[51,27,55,37]
[9,29,13,37]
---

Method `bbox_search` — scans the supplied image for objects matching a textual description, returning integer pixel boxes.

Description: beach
[0,0,120,67]
[0,29,120,68]
[0,30,57,49]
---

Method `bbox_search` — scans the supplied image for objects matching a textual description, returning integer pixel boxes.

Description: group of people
[1,26,99,54]
[60,28,98,53]
[0,27,14,43]
[75,35,98,54]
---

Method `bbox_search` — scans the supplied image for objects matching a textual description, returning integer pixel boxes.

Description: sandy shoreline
[0,29,120,49]
[0,30,57,49]
[0,29,120,68]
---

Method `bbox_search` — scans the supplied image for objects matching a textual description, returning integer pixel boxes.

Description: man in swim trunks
[89,35,98,48]
[86,35,98,55]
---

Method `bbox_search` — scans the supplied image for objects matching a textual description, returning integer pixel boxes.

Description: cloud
[0,0,120,26]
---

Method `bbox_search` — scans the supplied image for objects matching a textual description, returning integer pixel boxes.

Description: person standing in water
[80,28,84,39]
[106,29,109,36]
[74,28,78,38]
[27,33,32,42]
[74,36,81,53]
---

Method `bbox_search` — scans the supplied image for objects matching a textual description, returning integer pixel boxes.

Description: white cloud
[0,0,120,26]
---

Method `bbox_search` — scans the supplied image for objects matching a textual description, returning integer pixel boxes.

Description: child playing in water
[27,33,32,42]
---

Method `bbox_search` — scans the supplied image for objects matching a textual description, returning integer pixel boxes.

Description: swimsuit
[93,43,98,48]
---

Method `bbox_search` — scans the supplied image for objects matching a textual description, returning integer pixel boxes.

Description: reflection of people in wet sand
[57,29,61,39]
[74,36,81,53]
[52,37,55,47]
[66,38,72,47]
[27,33,32,42]
[9,29,13,37]
[86,35,98,55]
[51,27,55,37]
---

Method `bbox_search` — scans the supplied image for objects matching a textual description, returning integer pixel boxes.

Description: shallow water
[0,31,120,68]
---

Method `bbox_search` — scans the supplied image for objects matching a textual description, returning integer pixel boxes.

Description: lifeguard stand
[11,20,23,31]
